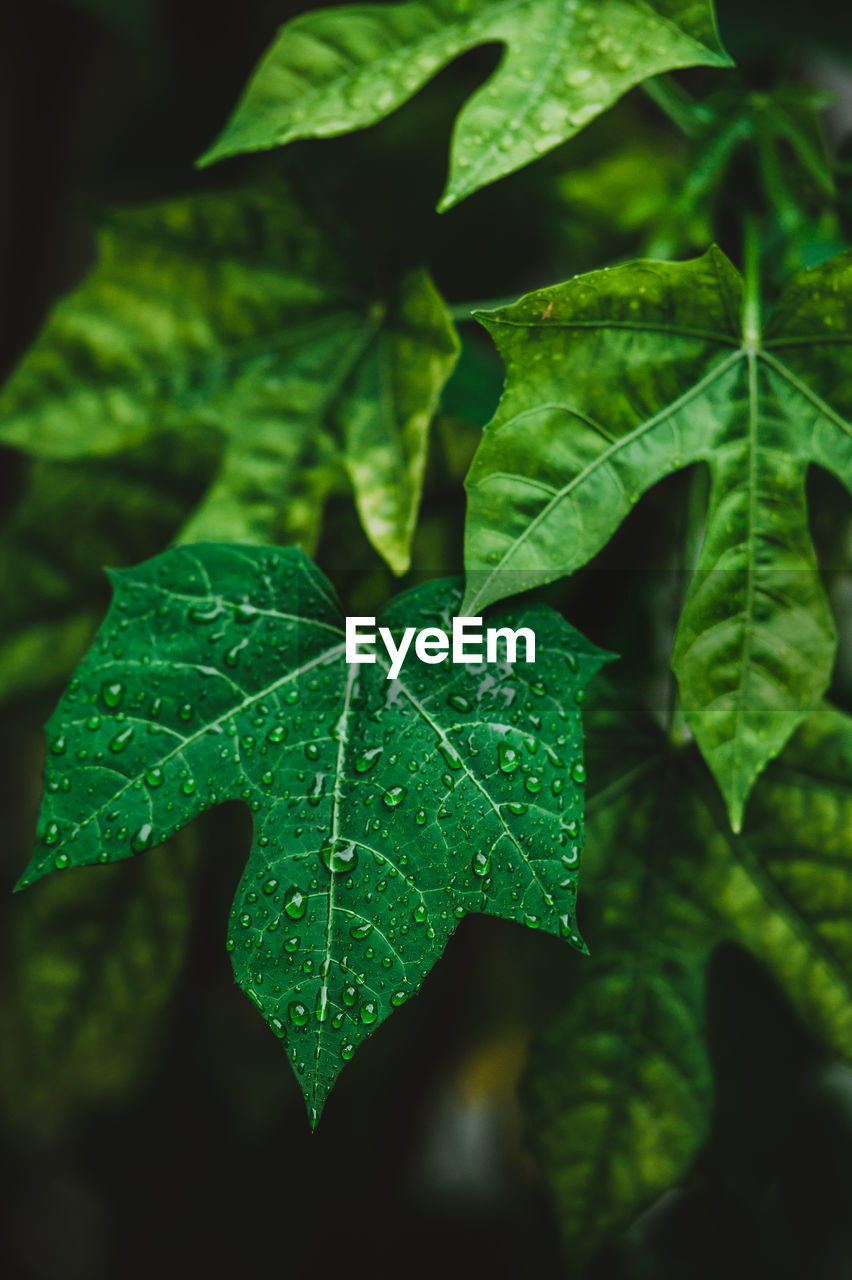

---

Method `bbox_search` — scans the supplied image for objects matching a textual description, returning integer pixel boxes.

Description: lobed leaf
[0,184,459,574]
[463,247,852,828]
[17,543,610,1122]
[0,829,198,1129]
[524,692,852,1259]
[0,436,218,702]
[198,0,731,209]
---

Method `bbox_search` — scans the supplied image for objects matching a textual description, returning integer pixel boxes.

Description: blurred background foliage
[2,1,852,1277]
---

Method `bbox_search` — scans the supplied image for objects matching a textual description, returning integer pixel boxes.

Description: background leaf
[0,434,219,703]
[0,827,198,1132]
[463,247,852,828]
[198,0,731,209]
[0,183,459,574]
[523,690,852,1263]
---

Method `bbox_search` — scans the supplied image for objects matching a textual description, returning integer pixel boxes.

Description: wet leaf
[463,247,852,828]
[16,543,610,1123]
[198,0,730,210]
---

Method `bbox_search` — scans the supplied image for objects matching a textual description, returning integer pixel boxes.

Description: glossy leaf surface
[464,247,852,828]
[17,544,609,1122]
[199,0,730,209]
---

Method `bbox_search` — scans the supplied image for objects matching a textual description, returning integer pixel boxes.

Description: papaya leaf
[0,828,198,1130]
[523,690,852,1260]
[0,184,459,574]
[462,247,852,829]
[16,544,610,1124]
[0,435,218,703]
[197,0,731,210]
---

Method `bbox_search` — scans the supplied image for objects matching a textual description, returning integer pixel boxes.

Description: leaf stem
[641,74,708,139]
[741,214,762,346]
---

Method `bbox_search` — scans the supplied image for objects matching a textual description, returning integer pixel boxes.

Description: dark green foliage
[18,544,608,1119]
[2,0,852,1272]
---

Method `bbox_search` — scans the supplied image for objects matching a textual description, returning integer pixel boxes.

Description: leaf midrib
[468,335,852,618]
[466,346,744,612]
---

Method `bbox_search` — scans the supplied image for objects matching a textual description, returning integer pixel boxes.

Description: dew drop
[288,1001,309,1027]
[471,849,492,877]
[321,839,359,874]
[382,785,407,810]
[100,680,124,709]
[283,886,307,920]
[109,725,134,753]
[131,823,153,852]
[189,600,224,623]
[354,747,382,773]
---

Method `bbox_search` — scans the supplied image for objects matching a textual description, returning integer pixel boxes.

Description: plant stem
[741,214,762,345]
[641,74,707,138]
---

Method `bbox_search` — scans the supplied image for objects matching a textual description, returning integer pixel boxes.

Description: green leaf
[0,184,459,574]
[17,543,610,1123]
[0,829,198,1129]
[0,436,218,703]
[523,950,710,1260]
[463,246,852,829]
[523,691,852,1260]
[197,0,731,210]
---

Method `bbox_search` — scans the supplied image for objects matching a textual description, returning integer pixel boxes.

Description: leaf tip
[195,133,239,170]
[724,790,746,833]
